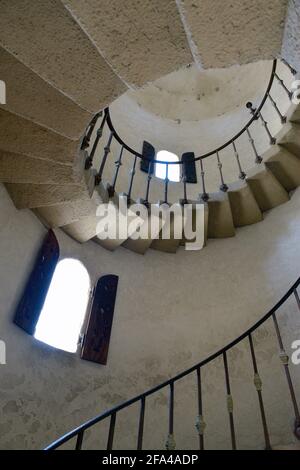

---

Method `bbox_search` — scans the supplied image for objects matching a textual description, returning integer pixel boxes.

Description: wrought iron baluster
[246,102,276,145]
[199,159,209,202]
[181,174,188,204]
[272,313,300,439]
[196,367,205,450]
[81,112,102,150]
[107,412,117,450]
[137,397,146,450]
[275,72,293,100]
[232,141,246,180]
[216,151,228,192]
[164,163,169,205]
[294,288,300,311]
[144,161,153,207]
[95,132,113,186]
[223,351,237,450]
[108,145,124,197]
[75,430,84,450]
[281,57,297,76]
[268,94,286,124]
[127,155,137,201]
[166,382,176,450]
[246,128,262,164]
[248,333,272,449]
[85,112,107,169]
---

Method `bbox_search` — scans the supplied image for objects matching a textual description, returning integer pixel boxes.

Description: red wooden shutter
[140,141,155,174]
[13,230,59,335]
[182,152,197,183]
[81,274,119,365]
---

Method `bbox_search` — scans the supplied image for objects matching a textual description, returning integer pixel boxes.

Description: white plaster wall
[90,60,295,203]
[0,183,300,449]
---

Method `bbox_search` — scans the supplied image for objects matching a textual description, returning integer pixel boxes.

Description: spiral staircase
[0,0,299,255]
[1,0,300,451]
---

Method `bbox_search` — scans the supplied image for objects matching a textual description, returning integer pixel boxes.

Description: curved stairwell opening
[0,0,300,451]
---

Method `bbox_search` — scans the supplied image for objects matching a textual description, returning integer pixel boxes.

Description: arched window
[34,258,90,353]
[155,150,180,182]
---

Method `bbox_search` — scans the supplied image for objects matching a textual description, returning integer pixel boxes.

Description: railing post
[246,102,276,145]
[248,333,272,449]
[144,162,153,207]
[232,141,246,180]
[294,288,300,311]
[127,155,138,201]
[223,351,237,450]
[272,313,300,439]
[107,412,117,450]
[85,112,107,169]
[108,145,124,197]
[164,164,169,205]
[199,159,209,202]
[216,151,228,192]
[281,58,297,76]
[137,397,146,450]
[95,132,113,186]
[81,112,102,151]
[268,94,286,124]
[75,430,84,450]
[166,382,176,450]
[195,367,205,450]
[246,128,262,164]
[275,72,293,100]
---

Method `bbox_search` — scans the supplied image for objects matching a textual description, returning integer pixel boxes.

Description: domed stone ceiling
[124,60,273,121]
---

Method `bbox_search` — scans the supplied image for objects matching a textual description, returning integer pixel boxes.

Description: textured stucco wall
[0,182,300,449]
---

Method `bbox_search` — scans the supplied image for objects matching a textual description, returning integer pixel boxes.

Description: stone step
[0,0,126,112]
[150,203,185,253]
[122,201,162,255]
[0,108,81,167]
[276,122,300,158]
[62,0,192,88]
[5,182,88,210]
[264,144,300,191]
[5,168,95,209]
[62,193,137,247]
[246,163,289,212]
[227,180,263,227]
[174,0,287,69]
[35,182,108,227]
[0,46,92,140]
[207,192,235,238]
[0,150,83,185]
[286,102,300,124]
[180,200,208,249]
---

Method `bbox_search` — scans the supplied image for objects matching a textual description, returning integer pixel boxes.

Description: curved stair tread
[0,108,81,166]
[0,46,92,140]
[4,182,90,210]
[246,163,290,212]
[0,150,82,185]
[227,180,263,227]
[62,0,192,88]
[207,191,235,238]
[5,167,95,210]
[122,200,162,255]
[277,122,300,157]
[264,144,300,191]
[0,0,126,112]
[36,186,107,228]
[150,202,185,254]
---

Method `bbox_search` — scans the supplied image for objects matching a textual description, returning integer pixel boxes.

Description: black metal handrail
[104,60,278,165]
[81,58,297,203]
[45,276,300,450]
